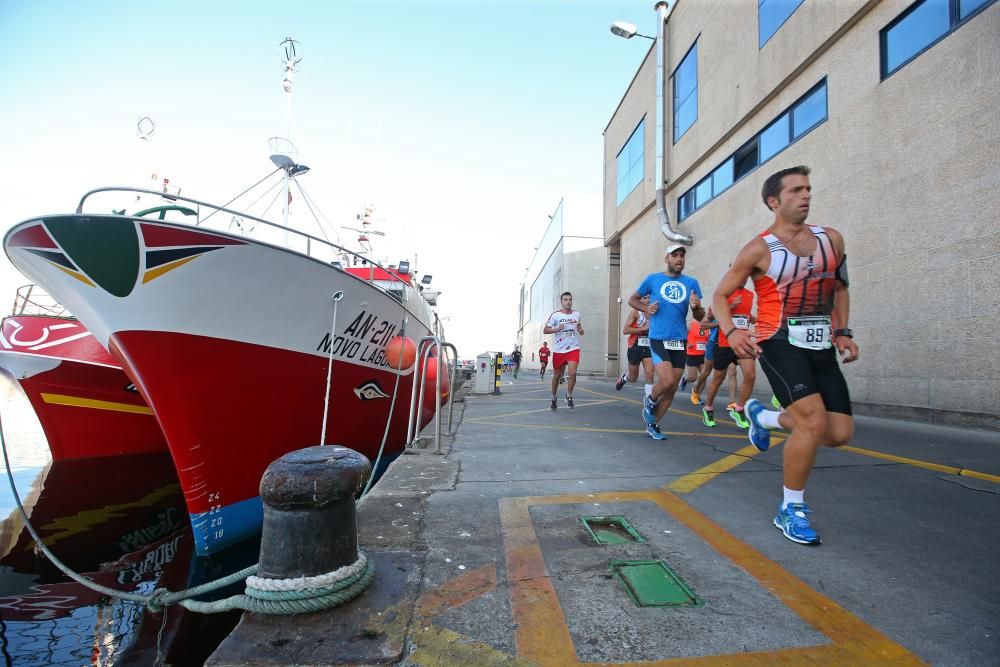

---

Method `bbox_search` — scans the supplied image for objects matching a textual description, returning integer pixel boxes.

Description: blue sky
[0,0,657,356]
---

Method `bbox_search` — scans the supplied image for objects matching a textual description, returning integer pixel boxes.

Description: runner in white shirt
[543,292,584,410]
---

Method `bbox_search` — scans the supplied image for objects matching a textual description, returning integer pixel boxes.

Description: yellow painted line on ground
[575,386,746,430]
[666,439,786,494]
[841,445,1000,485]
[464,399,618,420]
[502,489,924,665]
[41,392,154,415]
[464,419,750,440]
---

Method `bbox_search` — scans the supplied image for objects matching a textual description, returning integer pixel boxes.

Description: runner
[713,165,858,545]
[615,295,654,392]
[511,348,522,379]
[627,244,704,440]
[679,317,709,393]
[543,292,584,409]
[690,321,718,405]
[700,287,757,429]
[538,342,550,378]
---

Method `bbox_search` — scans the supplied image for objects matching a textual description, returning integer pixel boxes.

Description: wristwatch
[833,328,854,338]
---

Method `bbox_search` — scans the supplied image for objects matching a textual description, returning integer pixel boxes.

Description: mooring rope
[319,290,345,446]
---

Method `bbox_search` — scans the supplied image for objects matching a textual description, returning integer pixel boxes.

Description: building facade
[604,0,999,428]
[519,198,610,375]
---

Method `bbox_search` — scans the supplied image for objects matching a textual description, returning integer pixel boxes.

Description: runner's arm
[542,312,562,334]
[713,239,766,357]
[826,228,859,362]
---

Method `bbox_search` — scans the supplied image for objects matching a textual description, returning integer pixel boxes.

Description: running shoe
[642,396,657,426]
[771,394,783,410]
[550,398,557,410]
[773,502,821,544]
[690,391,701,405]
[728,403,750,429]
[701,408,716,428]
[615,373,628,391]
[745,398,771,451]
[567,396,574,409]
[646,423,667,440]
[680,376,688,391]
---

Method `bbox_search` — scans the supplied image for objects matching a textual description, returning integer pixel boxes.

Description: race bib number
[637,337,650,347]
[788,316,832,350]
[732,315,750,330]
[664,339,684,351]
[695,342,706,351]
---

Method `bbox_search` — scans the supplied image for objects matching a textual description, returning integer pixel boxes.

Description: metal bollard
[257,445,371,579]
[493,352,502,395]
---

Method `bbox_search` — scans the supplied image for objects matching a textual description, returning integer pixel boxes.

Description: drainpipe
[654,0,693,245]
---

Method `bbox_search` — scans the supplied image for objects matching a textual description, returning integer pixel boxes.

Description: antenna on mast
[270,37,308,240]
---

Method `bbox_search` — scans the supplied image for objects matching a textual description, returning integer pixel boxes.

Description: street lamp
[611,1,692,246]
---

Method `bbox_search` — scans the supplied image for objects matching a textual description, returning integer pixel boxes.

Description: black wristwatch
[833,328,853,339]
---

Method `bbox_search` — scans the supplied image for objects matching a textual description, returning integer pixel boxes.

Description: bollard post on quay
[257,445,371,579]
[493,352,502,395]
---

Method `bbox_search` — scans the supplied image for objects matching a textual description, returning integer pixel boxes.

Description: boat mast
[281,38,299,235]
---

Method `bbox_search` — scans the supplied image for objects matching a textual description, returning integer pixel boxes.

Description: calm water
[0,380,253,666]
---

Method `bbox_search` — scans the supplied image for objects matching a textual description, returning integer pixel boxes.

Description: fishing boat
[0,286,167,460]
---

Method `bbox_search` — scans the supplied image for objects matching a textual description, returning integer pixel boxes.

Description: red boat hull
[0,316,166,460]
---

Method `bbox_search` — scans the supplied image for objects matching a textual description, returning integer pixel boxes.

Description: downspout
[654,0,693,245]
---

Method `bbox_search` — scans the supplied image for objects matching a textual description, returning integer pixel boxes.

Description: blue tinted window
[694,178,712,208]
[678,191,695,221]
[960,0,991,18]
[759,114,790,163]
[616,119,644,205]
[673,42,698,142]
[712,158,734,196]
[792,84,827,138]
[882,0,950,76]
[759,0,806,47]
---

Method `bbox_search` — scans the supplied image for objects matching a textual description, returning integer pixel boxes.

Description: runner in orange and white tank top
[711,166,859,546]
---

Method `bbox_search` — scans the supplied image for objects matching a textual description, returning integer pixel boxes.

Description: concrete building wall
[519,199,610,375]
[604,0,1000,427]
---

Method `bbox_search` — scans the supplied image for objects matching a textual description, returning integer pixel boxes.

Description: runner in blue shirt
[627,244,705,439]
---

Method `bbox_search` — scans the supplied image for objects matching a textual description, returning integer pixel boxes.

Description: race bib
[695,342,706,351]
[637,337,650,347]
[664,339,684,351]
[788,316,832,350]
[732,315,750,330]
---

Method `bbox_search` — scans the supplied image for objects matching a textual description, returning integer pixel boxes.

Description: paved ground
[211,375,1000,666]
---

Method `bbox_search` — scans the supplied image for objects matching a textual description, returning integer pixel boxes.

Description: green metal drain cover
[580,516,646,544]
[610,560,702,608]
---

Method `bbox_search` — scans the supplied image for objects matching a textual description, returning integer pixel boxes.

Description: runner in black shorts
[713,166,858,546]
[616,295,654,391]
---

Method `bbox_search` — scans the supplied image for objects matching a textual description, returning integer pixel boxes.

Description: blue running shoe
[642,396,657,426]
[773,502,821,544]
[679,376,688,391]
[745,398,771,451]
[646,423,667,440]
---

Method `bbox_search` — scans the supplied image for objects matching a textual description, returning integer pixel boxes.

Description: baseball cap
[665,243,687,255]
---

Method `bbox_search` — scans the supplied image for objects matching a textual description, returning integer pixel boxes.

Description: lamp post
[611,2,693,246]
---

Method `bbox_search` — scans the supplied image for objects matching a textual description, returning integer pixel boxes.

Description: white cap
[665,243,687,255]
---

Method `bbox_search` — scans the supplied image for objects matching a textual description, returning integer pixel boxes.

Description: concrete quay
[209,376,1000,666]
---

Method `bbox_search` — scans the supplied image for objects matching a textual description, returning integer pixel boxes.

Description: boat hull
[0,315,167,460]
[5,215,437,555]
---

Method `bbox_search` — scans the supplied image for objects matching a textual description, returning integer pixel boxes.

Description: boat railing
[11,285,70,318]
[75,186,415,291]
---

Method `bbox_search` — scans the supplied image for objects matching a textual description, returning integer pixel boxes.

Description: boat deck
[209,376,1000,666]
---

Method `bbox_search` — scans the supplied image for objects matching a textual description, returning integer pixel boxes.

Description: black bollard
[257,445,371,580]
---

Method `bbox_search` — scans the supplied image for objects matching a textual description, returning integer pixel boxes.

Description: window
[615,118,645,205]
[880,0,996,78]
[677,78,828,222]
[759,0,806,47]
[672,41,698,143]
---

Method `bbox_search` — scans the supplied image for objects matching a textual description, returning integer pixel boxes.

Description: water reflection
[0,380,252,665]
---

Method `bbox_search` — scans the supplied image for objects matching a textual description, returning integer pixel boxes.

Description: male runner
[511,347,522,379]
[680,318,710,392]
[538,342,550,378]
[628,244,704,440]
[690,321,718,405]
[701,288,757,429]
[713,165,858,545]
[544,292,584,409]
[616,295,654,391]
